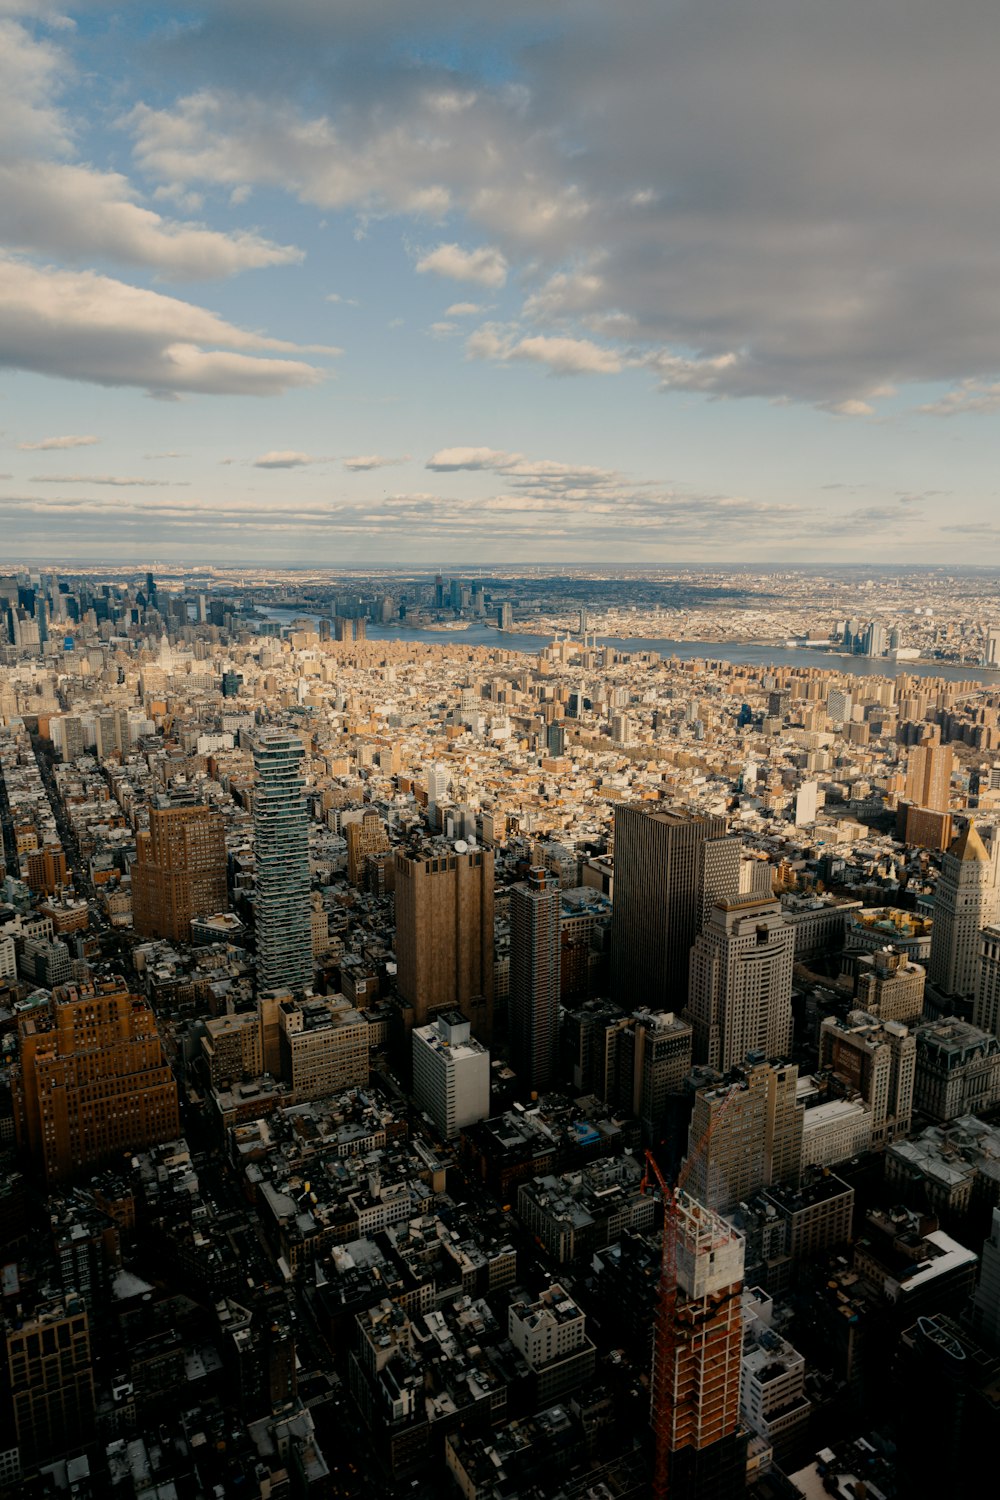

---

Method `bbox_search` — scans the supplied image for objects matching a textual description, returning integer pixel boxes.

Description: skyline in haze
[3,0,1000,564]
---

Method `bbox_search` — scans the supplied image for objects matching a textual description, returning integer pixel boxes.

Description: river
[256,609,1000,686]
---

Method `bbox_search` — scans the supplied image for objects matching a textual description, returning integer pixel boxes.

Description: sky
[1,0,1000,567]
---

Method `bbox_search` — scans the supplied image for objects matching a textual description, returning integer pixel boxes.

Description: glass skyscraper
[253,730,313,992]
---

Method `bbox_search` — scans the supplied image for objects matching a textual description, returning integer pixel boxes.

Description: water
[257,609,1000,686]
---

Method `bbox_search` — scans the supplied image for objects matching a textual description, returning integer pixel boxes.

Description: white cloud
[17,433,98,450]
[342,454,408,471]
[445,302,484,317]
[0,161,303,278]
[919,381,1000,417]
[0,257,328,396]
[416,243,508,287]
[29,474,186,486]
[427,447,519,472]
[466,325,622,376]
[252,451,326,468]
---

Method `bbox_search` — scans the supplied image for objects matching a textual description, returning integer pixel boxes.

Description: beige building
[854,947,926,1025]
[929,820,1000,1001]
[687,897,794,1071]
[819,1012,916,1146]
[685,1061,802,1213]
[131,803,228,942]
[278,994,368,1101]
[394,843,494,1041]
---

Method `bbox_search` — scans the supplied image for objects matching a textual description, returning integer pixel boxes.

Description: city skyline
[3,1,1000,565]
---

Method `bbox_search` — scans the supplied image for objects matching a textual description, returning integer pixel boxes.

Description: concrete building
[509,867,561,1094]
[929,820,1000,1002]
[13,978,180,1184]
[913,1016,1000,1121]
[685,1062,802,1214]
[972,1206,1000,1352]
[610,806,740,1013]
[905,736,953,813]
[131,803,228,942]
[975,922,1000,1040]
[394,842,494,1041]
[853,946,926,1025]
[507,1283,596,1406]
[4,1295,94,1464]
[740,1321,810,1463]
[763,1169,854,1259]
[253,731,313,993]
[278,994,368,1102]
[345,810,390,886]
[687,897,794,1072]
[411,1012,489,1139]
[819,1012,916,1146]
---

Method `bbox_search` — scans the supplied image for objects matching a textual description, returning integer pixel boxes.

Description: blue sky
[2,0,1000,565]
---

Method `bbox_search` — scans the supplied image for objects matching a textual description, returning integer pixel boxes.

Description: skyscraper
[611,807,740,1012]
[253,731,313,993]
[905,735,953,812]
[394,843,494,1040]
[132,804,228,942]
[13,978,180,1184]
[686,896,794,1071]
[509,867,561,1093]
[929,820,1000,1002]
[684,1061,803,1213]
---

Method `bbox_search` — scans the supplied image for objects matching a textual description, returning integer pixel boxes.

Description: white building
[411,1012,489,1139]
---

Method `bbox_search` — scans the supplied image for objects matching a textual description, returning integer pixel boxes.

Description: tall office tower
[497,603,513,631]
[25,843,68,896]
[345,809,390,885]
[509,868,562,1094]
[929,820,1000,1002]
[132,804,228,942]
[684,1062,802,1213]
[686,897,794,1071]
[13,978,180,1184]
[4,1295,94,1465]
[985,627,1000,668]
[905,735,953,812]
[253,731,313,993]
[657,1198,747,1500]
[394,843,495,1040]
[610,807,740,1012]
[976,924,1000,1039]
[819,1013,916,1146]
[973,1207,1000,1351]
[854,947,926,1024]
[618,1009,694,1144]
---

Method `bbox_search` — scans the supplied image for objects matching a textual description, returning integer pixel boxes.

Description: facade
[509,868,561,1094]
[763,1170,854,1259]
[973,1206,1000,1352]
[800,1096,872,1168]
[687,897,794,1071]
[854,947,926,1024]
[818,1012,916,1146]
[131,803,228,942]
[394,843,494,1041]
[685,1062,802,1214]
[928,820,1000,1001]
[622,1008,694,1143]
[278,994,369,1102]
[913,1016,1000,1121]
[975,922,1000,1039]
[13,978,180,1184]
[345,810,390,886]
[507,1283,596,1406]
[904,737,953,812]
[411,1012,489,1139]
[4,1296,94,1464]
[253,731,313,993]
[25,843,68,896]
[610,806,739,1012]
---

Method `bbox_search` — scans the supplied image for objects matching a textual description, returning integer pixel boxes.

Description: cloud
[0,160,303,278]
[445,302,484,317]
[427,447,518,472]
[117,0,1000,407]
[919,381,1000,417]
[0,257,328,396]
[17,433,98,450]
[29,474,186,486]
[415,244,508,287]
[822,398,875,418]
[467,325,622,376]
[342,454,408,470]
[252,450,327,468]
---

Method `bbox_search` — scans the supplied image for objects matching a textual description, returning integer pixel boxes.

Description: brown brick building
[13,978,180,1184]
[394,844,494,1042]
[131,804,228,941]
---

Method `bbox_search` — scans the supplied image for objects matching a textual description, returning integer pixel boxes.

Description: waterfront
[258,610,1000,686]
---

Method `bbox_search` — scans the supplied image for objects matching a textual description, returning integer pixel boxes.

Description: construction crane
[642,1081,742,1500]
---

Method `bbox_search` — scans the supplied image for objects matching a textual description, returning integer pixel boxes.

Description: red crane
[642,1082,741,1500]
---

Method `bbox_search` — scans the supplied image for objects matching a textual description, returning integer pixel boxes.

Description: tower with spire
[929,819,1000,1003]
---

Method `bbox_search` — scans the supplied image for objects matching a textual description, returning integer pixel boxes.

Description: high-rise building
[975,923,1000,1040]
[973,1206,1000,1351]
[25,843,68,896]
[253,731,313,993]
[393,843,494,1040]
[686,897,794,1071]
[4,1295,94,1465]
[929,820,1000,1001]
[819,1012,916,1146]
[131,804,228,942]
[657,1197,747,1500]
[345,809,390,886]
[684,1061,802,1213]
[13,978,180,1184]
[619,1009,693,1144]
[277,994,368,1101]
[610,807,740,1012]
[509,867,561,1094]
[411,1012,490,1139]
[854,947,926,1024]
[905,736,953,813]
